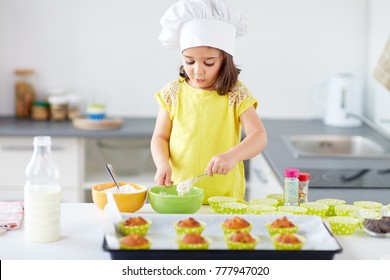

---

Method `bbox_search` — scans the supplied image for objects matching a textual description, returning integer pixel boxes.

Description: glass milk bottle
[24,136,61,242]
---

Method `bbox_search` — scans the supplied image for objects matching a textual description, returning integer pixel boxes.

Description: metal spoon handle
[191,172,208,184]
[105,163,121,192]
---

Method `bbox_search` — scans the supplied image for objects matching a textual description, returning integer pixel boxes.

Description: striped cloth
[0,201,24,233]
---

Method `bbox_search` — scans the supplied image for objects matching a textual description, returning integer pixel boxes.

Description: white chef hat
[159,0,247,56]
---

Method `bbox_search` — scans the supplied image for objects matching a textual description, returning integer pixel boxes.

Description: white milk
[24,190,61,243]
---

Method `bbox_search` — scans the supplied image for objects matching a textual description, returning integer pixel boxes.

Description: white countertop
[0,203,388,260]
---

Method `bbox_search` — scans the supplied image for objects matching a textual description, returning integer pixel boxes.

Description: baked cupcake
[176,233,211,250]
[222,216,252,235]
[265,216,298,235]
[119,233,151,250]
[173,217,206,235]
[224,231,259,250]
[271,233,305,250]
[118,216,151,236]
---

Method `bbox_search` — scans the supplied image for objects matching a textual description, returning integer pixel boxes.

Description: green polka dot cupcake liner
[300,202,329,217]
[224,235,259,250]
[221,223,253,235]
[316,198,346,216]
[119,237,152,250]
[265,222,298,236]
[247,204,277,215]
[266,194,284,206]
[208,196,237,214]
[334,204,359,216]
[173,221,206,236]
[353,201,383,210]
[176,236,211,250]
[277,206,308,215]
[327,216,359,235]
[271,234,305,250]
[249,198,279,207]
[218,202,248,214]
[118,219,152,236]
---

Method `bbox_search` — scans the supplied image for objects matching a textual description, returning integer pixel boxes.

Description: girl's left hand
[206,153,236,176]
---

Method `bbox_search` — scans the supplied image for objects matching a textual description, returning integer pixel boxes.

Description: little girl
[151,0,267,203]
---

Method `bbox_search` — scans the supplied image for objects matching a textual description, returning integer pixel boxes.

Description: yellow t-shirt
[155,78,258,203]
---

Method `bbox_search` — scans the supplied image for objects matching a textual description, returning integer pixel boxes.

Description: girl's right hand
[154,165,173,187]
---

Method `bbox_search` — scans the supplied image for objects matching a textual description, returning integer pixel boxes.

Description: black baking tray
[102,214,343,260]
[103,238,342,260]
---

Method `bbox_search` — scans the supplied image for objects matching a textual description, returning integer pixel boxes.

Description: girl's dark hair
[179,50,241,95]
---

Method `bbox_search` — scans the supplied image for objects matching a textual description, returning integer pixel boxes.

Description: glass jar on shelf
[31,100,50,121]
[47,88,68,121]
[14,69,36,118]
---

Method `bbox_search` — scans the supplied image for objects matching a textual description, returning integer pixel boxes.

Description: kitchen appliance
[297,168,390,204]
[304,168,390,188]
[320,73,363,127]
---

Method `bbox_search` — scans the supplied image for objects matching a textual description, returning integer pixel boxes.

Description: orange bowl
[91,182,147,212]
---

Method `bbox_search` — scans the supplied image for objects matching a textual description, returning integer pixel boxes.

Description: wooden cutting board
[72,118,123,130]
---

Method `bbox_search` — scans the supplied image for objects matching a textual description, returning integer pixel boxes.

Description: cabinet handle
[1,145,64,151]
[253,168,268,183]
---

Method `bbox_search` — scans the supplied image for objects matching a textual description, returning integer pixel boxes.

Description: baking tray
[103,213,342,260]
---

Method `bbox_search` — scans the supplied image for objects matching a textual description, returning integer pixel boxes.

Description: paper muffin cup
[221,223,253,235]
[118,218,152,236]
[277,206,308,215]
[249,198,279,207]
[208,196,237,213]
[266,194,284,206]
[176,236,211,250]
[265,222,298,236]
[271,234,305,250]
[224,234,259,250]
[327,216,359,235]
[353,201,383,210]
[316,198,346,216]
[173,221,206,235]
[218,202,248,214]
[119,236,152,250]
[300,202,329,217]
[334,204,359,216]
[247,204,277,215]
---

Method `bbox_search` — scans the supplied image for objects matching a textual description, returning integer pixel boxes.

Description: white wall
[0,0,368,118]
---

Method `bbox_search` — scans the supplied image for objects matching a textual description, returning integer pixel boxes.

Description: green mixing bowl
[148,185,204,214]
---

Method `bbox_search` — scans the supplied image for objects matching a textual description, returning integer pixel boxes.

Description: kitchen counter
[0,203,388,260]
[0,116,156,138]
[261,118,390,203]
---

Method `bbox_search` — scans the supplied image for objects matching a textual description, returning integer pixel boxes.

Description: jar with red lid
[298,172,310,204]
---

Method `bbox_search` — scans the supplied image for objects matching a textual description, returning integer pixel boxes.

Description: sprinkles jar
[283,168,300,206]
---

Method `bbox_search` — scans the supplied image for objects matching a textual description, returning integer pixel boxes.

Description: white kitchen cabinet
[245,153,283,201]
[83,138,156,201]
[0,137,84,202]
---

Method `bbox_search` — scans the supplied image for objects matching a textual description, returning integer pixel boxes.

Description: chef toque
[159,0,247,56]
